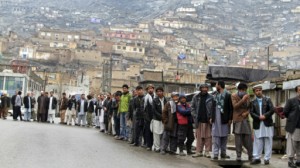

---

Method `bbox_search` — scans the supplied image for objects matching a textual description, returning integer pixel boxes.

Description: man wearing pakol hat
[143,84,155,151]
[250,84,275,165]
[161,92,179,155]
[231,83,252,162]
[177,94,195,156]
[0,91,10,120]
[152,86,167,152]
[284,85,300,168]
[192,84,213,158]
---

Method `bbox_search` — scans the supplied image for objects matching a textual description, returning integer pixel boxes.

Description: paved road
[0,120,219,168]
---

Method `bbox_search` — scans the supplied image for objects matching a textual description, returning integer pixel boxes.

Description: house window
[139,49,143,52]
[117,46,121,49]
[123,47,126,50]
[133,48,137,51]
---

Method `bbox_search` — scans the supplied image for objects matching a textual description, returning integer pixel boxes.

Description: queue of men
[1,82,300,168]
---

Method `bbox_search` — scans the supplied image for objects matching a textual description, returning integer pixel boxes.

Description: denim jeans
[120,112,129,139]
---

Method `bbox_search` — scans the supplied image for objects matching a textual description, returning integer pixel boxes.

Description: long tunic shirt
[212,107,229,137]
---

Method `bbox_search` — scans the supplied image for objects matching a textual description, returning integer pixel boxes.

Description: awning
[255,81,277,90]
[283,79,300,90]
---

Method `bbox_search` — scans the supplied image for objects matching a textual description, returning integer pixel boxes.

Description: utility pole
[102,53,113,93]
[267,46,270,71]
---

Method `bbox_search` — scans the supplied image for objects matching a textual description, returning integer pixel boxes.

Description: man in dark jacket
[131,86,145,147]
[86,95,95,127]
[23,92,33,121]
[143,84,155,151]
[284,85,300,168]
[47,91,57,124]
[191,84,213,158]
[161,92,179,155]
[67,95,77,125]
[11,91,17,120]
[152,86,167,152]
[128,90,137,145]
[210,81,233,160]
[250,85,274,165]
[103,93,112,133]
[0,92,10,120]
[111,91,122,138]
[77,94,88,126]
[59,93,69,124]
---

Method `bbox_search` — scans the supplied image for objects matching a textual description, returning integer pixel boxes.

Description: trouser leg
[213,136,221,157]
[24,111,28,121]
[161,131,170,151]
[235,134,242,159]
[204,137,212,152]
[220,136,228,156]
[114,116,120,136]
[177,125,187,150]
[28,112,31,121]
[135,119,144,145]
[253,135,263,160]
[153,133,161,151]
[186,124,195,151]
[170,136,178,153]
[145,120,153,148]
[60,110,66,123]
[264,136,273,161]
[243,134,253,160]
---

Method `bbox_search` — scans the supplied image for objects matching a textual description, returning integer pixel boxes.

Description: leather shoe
[250,159,261,165]
[264,160,269,165]
[289,161,297,168]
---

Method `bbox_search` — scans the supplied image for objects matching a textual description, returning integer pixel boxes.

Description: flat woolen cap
[146,84,155,90]
[171,92,179,97]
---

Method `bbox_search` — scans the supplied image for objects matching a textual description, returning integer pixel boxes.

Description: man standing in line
[192,84,213,158]
[99,94,106,132]
[210,81,232,160]
[128,90,137,145]
[14,91,23,121]
[23,92,33,122]
[143,84,155,151]
[152,86,167,152]
[30,92,37,121]
[118,84,132,141]
[284,85,300,168]
[95,95,102,129]
[67,95,77,126]
[48,91,57,124]
[86,95,95,127]
[37,91,47,122]
[250,85,275,165]
[0,91,10,120]
[112,92,122,138]
[103,93,112,133]
[231,83,252,162]
[161,92,179,155]
[77,94,87,127]
[11,91,17,120]
[59,93,69,124]
[131,86,145,147]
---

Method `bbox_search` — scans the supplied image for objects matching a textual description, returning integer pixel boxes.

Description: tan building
[73,49,102,63]
[0,38,8,53]
[113,43,145,58]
